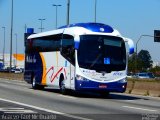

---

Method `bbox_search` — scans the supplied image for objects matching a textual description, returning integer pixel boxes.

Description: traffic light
[154,30,160,42]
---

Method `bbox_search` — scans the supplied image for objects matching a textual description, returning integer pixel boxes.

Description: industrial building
[0,53,24,69]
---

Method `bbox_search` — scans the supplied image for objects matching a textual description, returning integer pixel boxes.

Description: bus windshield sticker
[104,58,110,64]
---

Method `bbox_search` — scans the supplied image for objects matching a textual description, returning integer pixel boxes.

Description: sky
[0,0,160,62]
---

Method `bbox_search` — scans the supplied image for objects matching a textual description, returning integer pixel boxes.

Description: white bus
[24,23,134,95]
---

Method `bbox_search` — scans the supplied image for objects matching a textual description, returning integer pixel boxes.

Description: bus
[24,22,134,95]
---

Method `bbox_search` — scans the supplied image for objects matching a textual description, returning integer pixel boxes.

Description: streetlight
[95,0,97,23]
[2,27,6,68]
[135,35,154,72]
[15,33,17,67]
[67,0,70,25]
[53,4,62,28]
[38,18,45,32]
[10,0,14,72]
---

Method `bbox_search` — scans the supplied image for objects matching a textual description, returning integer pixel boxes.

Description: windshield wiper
[89,53,102,69]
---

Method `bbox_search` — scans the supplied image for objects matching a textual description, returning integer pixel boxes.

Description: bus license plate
[99,84,107,88]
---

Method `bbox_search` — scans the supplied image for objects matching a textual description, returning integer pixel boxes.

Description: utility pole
[67,0,70,25]
[95,0,97,23]
[15,33,17,67]
[24,24,27,33]
[2,27,6,68]
[10,0,14,72]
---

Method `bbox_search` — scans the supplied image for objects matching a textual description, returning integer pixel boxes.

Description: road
[0,78,159,120]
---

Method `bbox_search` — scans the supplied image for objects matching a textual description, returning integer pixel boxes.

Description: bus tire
[59,75,67,95]
[32,77,38,89]
[32,77,44,90]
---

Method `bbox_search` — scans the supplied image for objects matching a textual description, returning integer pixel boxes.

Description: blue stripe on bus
[25,53,43,84]
[59,23,114,33]
[75,79,127,93]
[74,41,80,49]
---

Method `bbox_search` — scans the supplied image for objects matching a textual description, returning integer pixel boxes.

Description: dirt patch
[127,78,160,97]
[0,72,24,81]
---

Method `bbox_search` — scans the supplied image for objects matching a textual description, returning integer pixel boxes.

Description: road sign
[154,30,160,42]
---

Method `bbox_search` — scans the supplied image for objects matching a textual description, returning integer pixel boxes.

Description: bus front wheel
[59,75,67,94]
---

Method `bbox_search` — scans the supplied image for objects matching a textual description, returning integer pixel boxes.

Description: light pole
[135,35,154,72]
[10,0,13,72]
[67,0,70,25]
[53,4,62,28]
[15,33,17,67]
[95,0,97,23]
[2,27,6,68]
[38,18,45,32]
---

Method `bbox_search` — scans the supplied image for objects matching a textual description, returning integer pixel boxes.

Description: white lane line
[122,106,157,112]
[0,108,37,114]
[59,95,77,99]
[0,98,92,120]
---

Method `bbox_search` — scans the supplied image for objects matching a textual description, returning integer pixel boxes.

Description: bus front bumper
[75,79,127,93]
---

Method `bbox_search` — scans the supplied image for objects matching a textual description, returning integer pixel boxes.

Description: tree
[137,50,153,71]
[128,50,153,73]
[128,53,136,72]
[149,66,160,77]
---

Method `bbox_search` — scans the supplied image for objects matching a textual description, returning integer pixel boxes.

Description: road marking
[59,95,77,99]
[122,106,157,112]
[0,98,92,120]
[0,108,37,114]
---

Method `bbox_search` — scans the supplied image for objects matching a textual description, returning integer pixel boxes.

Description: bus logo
[26,55,36,63]
[113,72,123,76]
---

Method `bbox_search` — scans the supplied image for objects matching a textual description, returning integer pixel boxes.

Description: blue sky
[0,0,160,62]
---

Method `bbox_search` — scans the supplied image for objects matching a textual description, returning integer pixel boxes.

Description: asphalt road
[0,78,160,120]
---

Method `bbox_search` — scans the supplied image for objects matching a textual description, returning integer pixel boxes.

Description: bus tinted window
[32,39,60,52]
[26,34,62,52]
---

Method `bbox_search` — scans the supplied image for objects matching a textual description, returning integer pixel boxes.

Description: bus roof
[58,23,114,33]
[28,22,118,39]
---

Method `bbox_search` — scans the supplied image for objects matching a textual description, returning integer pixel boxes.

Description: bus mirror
[74,35,80,49]
[124,38,134,54]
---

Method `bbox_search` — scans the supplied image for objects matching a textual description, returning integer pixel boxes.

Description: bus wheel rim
[32,78,36,87]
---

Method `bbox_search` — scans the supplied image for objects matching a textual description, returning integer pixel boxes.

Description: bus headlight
[118,78,127,83]
[76,75,84,81]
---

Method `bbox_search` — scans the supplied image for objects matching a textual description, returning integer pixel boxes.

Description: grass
[0,72,24,81]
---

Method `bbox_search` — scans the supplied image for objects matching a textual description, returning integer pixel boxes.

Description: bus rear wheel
[32,77,44,90]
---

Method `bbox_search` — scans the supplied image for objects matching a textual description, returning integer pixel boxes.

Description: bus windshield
[78,35,126,72]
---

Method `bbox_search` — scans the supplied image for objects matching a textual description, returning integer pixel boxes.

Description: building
[0,53,24,69]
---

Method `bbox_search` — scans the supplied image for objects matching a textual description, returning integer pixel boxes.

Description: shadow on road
[108,93,148,100]
[31,87,145,101]
[71,92,144,100]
